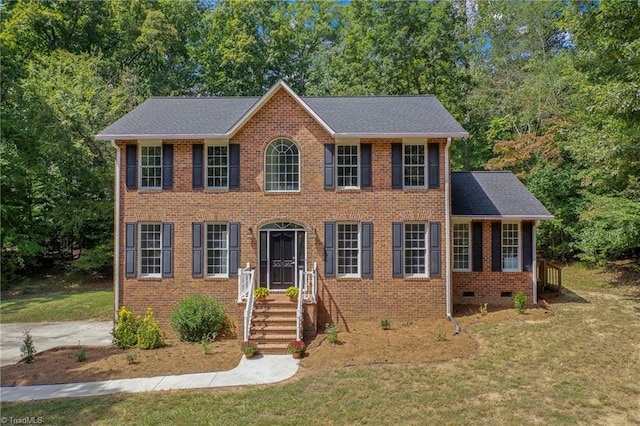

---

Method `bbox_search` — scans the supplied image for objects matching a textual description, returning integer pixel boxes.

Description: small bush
[21,330,36,364]
[125,353,137,365]
[326,323,339,344]
[201,333,217,355]
[113,306,138,349]
[254,287,270,298]
[285,286,299,299]
[378,318,392,330]
[137,307,164,349]
[434,326,447,342]
[74,346,87,362]
[479,303,488,316]
[514,290,527,314]
[170,295,229,342]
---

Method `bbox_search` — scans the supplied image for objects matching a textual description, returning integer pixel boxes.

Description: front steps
[250,294,298,354]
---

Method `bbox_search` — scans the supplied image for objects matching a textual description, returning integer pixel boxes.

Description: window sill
[336,276,362,281]
[264,191,301,195]
[204,276,230,280]
[137,276,163,282]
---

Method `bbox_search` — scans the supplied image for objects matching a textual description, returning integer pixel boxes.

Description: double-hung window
[453,223,471,271]
[140,223,162,277]
[404,144,426,188]
[140,145,162,189]
[337,145,359,188]
[207,145,228,189]
[206,223,228,276]
[337,223,360,277]
[404,223,427,276]
[265,138,299,191]
[502,222,520,272]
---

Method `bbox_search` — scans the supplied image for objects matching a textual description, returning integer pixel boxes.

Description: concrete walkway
[1,354,299,402]
[0,321,113,366]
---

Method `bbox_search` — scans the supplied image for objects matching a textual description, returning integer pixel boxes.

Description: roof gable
[451,171,553,219]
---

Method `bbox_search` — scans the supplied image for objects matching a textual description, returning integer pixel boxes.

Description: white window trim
[453,221,471,272]
[264,138,301,192]
[502,221,521,272]
[337,222,361,278]
[336,142,360,190]
[404,222,429,278]
[205,140,229,190]
[402,138,427,189]
[139,222,162,278]
[139,141,163,190]
[205,222,229,278]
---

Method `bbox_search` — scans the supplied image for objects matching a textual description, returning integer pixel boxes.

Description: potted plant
[285,286,299,302]
[241,341,258,358]
[287,340,306,359]
[254,287,270,302]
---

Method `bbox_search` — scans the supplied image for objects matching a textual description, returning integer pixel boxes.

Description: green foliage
[434,326,447,342]
[285,286,299,299]
[479,304,488,316]
[241,341,258,354]
[201,334,216,355]
[113,306,138,349]
[378,318,392,330]
[21,330,36,364]
[287,340,306,353]
[136,308,164,350]
[74,346,87,362]
[514,291,527,314]
[254,287,270,298]
[325,323,339,344]
[170,295,229,342]
[125,353,137,365]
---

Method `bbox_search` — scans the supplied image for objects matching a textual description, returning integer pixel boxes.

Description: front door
[269,231,296,290]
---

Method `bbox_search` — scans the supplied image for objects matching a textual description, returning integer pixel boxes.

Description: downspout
[533,220,540,306]
[111,141,121,324]
[444,138,460,334]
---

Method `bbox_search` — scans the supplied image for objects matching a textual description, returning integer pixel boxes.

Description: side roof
[451,171,553,220]
[96,81,468,140]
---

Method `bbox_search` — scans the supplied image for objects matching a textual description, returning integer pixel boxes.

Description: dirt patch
[0,337,241,386]
[1,306,552,386]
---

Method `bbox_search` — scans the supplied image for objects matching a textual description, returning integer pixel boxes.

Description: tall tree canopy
[2,0,637,284]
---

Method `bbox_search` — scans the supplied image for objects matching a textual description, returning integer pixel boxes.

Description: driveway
[0,321,113,366]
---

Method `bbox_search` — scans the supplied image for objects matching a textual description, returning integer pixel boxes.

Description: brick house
[97,81,551,349]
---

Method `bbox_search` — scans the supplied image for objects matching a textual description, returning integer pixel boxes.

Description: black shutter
[428,143,440,189]
[324,222,335,277]
[162,144,173,190]
[229,144,240,189]
[229,222,240,277]
[492,222,502,272]
[430,222,441,278]
[192,223,203,277]
[161,222,173,277]
[472,222,483,272]
[361,144,372,189]
[391,143,403,189]
[392,222,403,277]
[193,144,204,189]
[361,222,373,278]
[125,222,136,277]
[522,222,533,272]
[324,144,335,189]
[126,144,137,190]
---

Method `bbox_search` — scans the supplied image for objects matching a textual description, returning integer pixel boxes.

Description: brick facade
[115,87,534,335]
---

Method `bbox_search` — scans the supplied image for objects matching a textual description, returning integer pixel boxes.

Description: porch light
[246,227,253,241]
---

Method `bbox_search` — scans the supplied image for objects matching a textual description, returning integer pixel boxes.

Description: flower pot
[292,351,302,359]
[289,297,297,302]
[245,352,255,359]
[257,297,267,303]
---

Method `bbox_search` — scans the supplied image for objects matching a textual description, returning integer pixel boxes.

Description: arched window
[265,138,299,191]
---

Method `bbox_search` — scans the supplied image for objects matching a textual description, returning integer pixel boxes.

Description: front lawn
[2,264,639,424]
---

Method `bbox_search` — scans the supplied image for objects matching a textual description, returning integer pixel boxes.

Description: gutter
[444,138,461,334]
[533,220,540,305]
[111,140,121,323]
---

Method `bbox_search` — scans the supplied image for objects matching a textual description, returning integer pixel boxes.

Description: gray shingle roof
[98,97,260,139]
[452,171,553,219]
[96,83,467,139]
[301,96,467,136]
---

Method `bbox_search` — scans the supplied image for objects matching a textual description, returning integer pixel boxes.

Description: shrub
[378,318,392,330]
[241,341,258,354]
[74,346,87,362]
[479,303,488,316]
[21,329,36,364]
[137,307,164,349]
[514,290,527,314]
[326,323,339,344]
[285,286,299,299]
[434,326,447,342]
[288,340,306,353]
[170,294,229,342]
[125,353,137,365]
[113,306,138,349]
[201,333,217,355]
[254,287,270,298]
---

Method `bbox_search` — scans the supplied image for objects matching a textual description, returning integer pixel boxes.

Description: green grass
[0,290,113,323]
[2,264,639,424]
[1,272,113,323]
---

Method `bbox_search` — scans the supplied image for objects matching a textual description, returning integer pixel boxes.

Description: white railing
[238,263,255,342]
[303,262,318,303]
[237,262,255,303]
[296,268,304,341]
